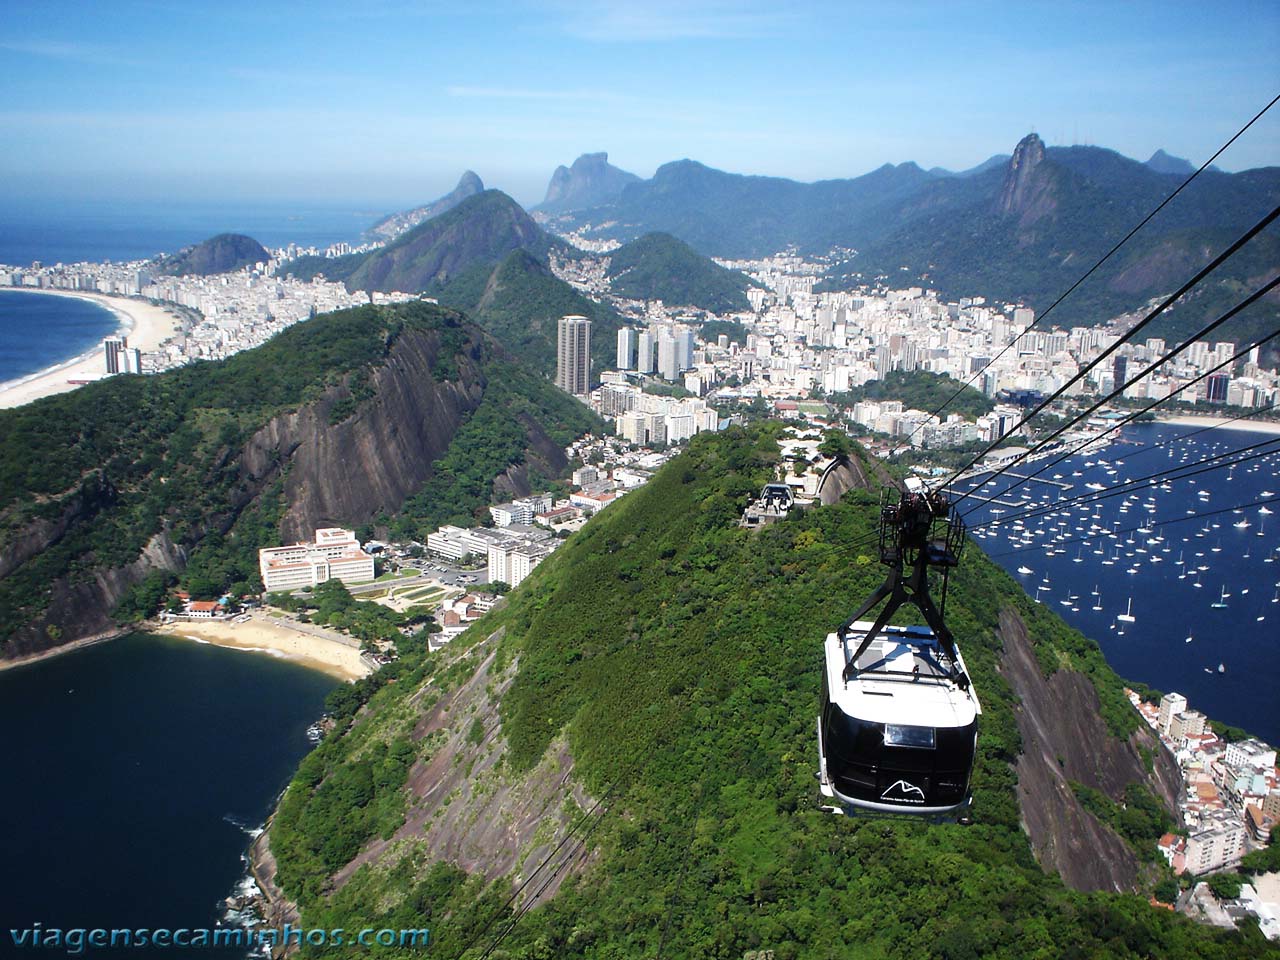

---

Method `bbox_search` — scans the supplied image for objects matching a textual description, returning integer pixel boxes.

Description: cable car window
[884,724,935,748]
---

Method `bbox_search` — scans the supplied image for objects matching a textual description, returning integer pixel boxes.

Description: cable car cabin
[819,620,980,819]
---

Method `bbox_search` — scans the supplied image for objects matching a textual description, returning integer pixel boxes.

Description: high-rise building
[1205,372,1230,404]
[1113,354,1128,392]
[637,330,655,374]
[617,327,637,370]
[104,336,126,374]
[556,315,592,395]
[675,327,695,372]
[657,333,679,381]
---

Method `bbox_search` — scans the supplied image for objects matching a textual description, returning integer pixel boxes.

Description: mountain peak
[538,151,640,213]
[368,171,486,242]
[998,133,1048,215]
[1145,149,1196,176]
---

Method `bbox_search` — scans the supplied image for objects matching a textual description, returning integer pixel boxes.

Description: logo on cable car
[881,779,926,803]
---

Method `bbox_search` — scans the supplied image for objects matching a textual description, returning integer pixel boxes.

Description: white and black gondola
[818,482,981,821]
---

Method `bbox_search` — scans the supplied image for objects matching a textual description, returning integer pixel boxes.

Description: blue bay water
[0,290,123,384]
[963,422,1280,744]
[0,198,382,267]
[0,633,337,958]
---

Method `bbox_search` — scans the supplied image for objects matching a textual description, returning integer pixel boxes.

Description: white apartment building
[426,525,492,561]
[1224,739,1278,773]
[1185,820,1247,874]
[259,528,374,592]
[1158,692,1188,735]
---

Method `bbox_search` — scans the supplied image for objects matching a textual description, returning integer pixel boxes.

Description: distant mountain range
[155,233,269,276]
[536,137,1280,347]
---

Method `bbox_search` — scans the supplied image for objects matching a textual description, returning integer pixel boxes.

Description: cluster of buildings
[1,257,414,378]
[1129,689,1277,877]
[258,528,376,592]
[549,241,1278,453]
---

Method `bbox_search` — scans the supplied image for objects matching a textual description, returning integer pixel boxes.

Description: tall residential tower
[557,314,592,396]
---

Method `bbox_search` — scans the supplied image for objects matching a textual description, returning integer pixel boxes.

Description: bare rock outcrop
[998,607,1180,892]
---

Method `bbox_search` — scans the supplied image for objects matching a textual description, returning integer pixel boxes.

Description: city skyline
[2,1,1277,207]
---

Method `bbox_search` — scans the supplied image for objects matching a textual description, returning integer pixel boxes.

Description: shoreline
[153,613,371,681]
[0,288,185,410]
[1155,413,1280,436]
[0,629,125,673]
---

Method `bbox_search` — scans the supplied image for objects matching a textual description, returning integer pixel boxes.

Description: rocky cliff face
[1,324,559,662]
[244,329,489,542]
[998,607,1181,892]
[996,133,1058,233]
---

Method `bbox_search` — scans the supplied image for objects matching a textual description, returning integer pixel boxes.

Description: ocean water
[0,290,123,385]
[961,422,1280,744]
[0,633,336,958]
[0,198,382,267]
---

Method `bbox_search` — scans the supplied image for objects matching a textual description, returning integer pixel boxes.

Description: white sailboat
[1116,597,1135,623]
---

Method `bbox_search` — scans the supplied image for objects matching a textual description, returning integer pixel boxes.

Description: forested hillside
[0,301,598,660]
[263,424,1273,958]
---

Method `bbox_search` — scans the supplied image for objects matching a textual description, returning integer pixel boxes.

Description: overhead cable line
[957,289,1280,513]
[898,91,1280,446]
[1083,404,1278,467]
[945,202,1280,504]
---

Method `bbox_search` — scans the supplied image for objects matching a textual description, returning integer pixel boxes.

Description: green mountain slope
[155,232,269,275]
[264,425,1271,959]
[0,301,598,659]
[606,231,753,312]
[282,191,567,295]
[436,248,622,377]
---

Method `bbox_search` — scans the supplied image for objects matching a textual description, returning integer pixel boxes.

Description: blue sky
[2,0,1277,208]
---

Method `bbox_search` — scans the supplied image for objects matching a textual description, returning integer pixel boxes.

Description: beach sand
[1158,414,1280,436]
[155,614,371,681]
[0,288,184,410]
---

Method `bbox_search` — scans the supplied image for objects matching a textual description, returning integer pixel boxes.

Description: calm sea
[0,198,380,268]
[962,422,1280,744]
[0,633,336,958]
[0,290,122,385]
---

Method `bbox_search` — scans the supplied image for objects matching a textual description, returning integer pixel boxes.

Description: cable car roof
[824,622,981,728]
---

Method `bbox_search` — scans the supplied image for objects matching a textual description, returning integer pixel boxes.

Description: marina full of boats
[957,423,1280,745]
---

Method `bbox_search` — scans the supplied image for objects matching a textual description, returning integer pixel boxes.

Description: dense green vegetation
[155,232,270,276]
[829,369,995,420]
[268,424,1268,958]
[1070,782,1176,862]
[390,362,600,537]
[606,232,754,312]
[436,249,622,378]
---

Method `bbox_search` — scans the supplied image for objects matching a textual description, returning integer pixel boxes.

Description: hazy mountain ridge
[258,425,1263,958]
[537,151,639,213]
[365,171,486,242]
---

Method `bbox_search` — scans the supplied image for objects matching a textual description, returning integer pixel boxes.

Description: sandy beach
[155,613,371,681]
[0,288,184,410]
[1158,414,1280,436]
